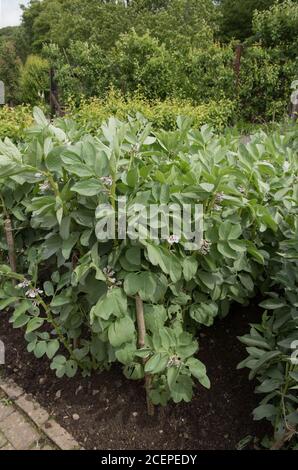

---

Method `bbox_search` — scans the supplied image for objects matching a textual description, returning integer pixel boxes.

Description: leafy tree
[253,0,298,52]
[19,0,217,53]
[0,40,21,104]
[217,0,278,42]
[44,41,109,102]
[109,30,176,99]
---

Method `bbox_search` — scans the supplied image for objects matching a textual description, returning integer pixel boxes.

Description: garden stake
[135,294,154,417]
[4,216,17,279]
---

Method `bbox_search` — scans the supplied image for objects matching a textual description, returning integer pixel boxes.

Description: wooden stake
[135,295,154,416]
[4,217,17,276]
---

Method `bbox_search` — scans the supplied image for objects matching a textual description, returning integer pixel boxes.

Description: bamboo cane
[135,294,154,416]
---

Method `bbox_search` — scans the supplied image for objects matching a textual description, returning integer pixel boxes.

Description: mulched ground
[0,301,270,450]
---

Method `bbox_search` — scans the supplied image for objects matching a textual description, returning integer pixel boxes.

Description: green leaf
[108,316,135,348]
[26,317,44,333]
[170,374,193,403]
[0,297,18,311]
[10,300,32,321]
[71,179,102,196]
[46,340,60,359]
[43,281,54,297]
[33,107,48,126]
[62,233,79,260]
[144,305,167,333]
[183,257,198,281]
[190,302,218,326]
[59,216,71,241]
[41,235,62,260]
[12,313,30,328]
[145,353,169,374]
[125,247,141,266]
[65,360,78,378]
[259,298,287,310]
[50,355,66,377]
[249,351,282,380]
[92,288,127,320]
[123,363,144,381]
[217,241,238,259]
[219,222,242,240]
[124,272,157,302]
[50,291,72,307]
[34,341,48,359]
[146,244,181,282]
[186,357,206,379]
[253,404,277,421]
[115,342,137,365]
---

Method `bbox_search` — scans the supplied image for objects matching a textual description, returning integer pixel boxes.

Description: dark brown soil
[0,303,270,450]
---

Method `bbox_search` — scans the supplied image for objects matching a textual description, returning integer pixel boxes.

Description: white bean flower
[199,239,211,256]
[25,288,43,299]
[167,235,180,245]
[283,161,290,172]
[215,192,225,204]
[100,176,113,187]
[103,266,115,278]
[39,181,51,193]
[167,355,182,368]
[17,279,31,289]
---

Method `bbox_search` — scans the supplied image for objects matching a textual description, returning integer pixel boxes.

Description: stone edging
[0,376,83,450]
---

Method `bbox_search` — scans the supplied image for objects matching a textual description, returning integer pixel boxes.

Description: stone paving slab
[0,376,82,451]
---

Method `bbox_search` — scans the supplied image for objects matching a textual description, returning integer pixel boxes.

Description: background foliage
[0,0,297,123]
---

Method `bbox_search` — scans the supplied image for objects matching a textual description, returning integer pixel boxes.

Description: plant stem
[37,295,78,363]
[135,294,154,417]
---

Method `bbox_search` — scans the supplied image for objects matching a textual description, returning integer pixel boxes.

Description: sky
[0,0,30,29]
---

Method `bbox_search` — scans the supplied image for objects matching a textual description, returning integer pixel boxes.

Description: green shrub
[69,92,236,131]
[0,105,33,140]
[175,43,235,102]
[20,54,50,105]
[239,45,297,122]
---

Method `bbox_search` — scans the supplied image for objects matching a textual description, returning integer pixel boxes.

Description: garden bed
[1,302,269,450]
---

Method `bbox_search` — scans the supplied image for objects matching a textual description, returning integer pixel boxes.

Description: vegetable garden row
[0,108,297,448]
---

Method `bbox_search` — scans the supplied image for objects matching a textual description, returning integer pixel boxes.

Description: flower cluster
[103,266,122,290]
[100,176,113,187]
[167,355,182,368]
[199,239,211,256]
[39,181,51,193]
[167,235,180,245]
[25,287,43,299]
[17,279,31,289]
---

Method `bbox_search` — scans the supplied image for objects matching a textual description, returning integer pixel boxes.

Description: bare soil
[0,302,270,450]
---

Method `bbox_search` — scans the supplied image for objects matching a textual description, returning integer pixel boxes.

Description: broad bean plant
[0,109,297,445]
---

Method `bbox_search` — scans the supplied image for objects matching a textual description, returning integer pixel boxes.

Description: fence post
[49,68,64,117]
[234,44,243,91]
